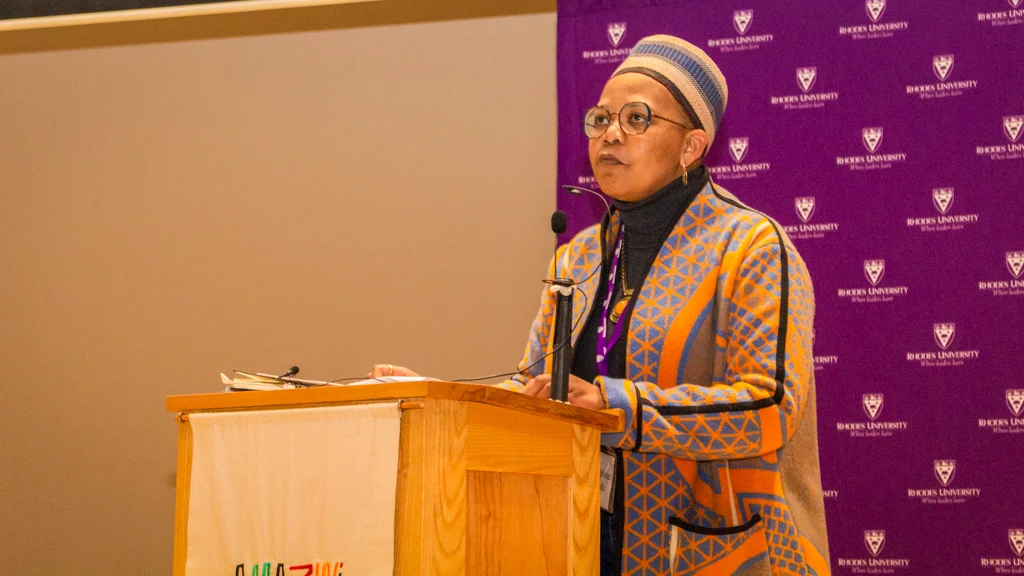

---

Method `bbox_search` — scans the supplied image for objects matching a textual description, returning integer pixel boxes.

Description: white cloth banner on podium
[186,403,402,576]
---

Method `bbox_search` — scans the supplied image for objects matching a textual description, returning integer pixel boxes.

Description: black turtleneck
[571,165,709,384]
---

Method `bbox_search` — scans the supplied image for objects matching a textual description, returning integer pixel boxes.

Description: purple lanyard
[596,229,629,377]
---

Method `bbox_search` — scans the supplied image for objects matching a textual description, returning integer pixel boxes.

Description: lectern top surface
[166,380,622,431]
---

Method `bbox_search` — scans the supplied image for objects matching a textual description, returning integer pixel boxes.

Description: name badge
[599,448,616,513]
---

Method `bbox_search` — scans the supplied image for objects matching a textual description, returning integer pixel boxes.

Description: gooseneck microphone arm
[561,185,612,225]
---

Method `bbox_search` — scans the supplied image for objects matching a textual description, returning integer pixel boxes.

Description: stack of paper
[221,371,438,392]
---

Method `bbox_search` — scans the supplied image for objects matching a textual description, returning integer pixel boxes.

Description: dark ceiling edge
[0,0,556,54]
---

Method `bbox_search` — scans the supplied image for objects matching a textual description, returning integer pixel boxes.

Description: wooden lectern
[167,382,623,575]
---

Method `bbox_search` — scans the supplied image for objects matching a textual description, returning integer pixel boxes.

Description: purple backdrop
[556,0,1024,572]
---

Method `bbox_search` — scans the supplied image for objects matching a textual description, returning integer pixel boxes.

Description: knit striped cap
[613,35,728,150]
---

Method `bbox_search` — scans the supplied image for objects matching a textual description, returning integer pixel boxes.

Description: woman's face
[588,73,693,203]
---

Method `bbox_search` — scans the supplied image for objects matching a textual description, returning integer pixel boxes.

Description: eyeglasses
[583,102,691,139]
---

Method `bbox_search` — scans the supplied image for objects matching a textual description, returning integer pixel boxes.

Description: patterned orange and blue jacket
[502,181,830,575]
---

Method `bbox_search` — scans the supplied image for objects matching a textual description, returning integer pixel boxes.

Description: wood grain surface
[171,420,193,576]
[466,402,573,476]
[571,424,600,575]
[167,381,622,432]
[467,471,570,575]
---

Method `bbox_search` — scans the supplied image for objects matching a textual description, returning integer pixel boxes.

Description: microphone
[277,365,300,379]
[551,209,567,234]
[547,210,573,288]
[547,210,573,403]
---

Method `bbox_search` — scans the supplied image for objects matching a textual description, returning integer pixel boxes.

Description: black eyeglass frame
[583,102,692,139]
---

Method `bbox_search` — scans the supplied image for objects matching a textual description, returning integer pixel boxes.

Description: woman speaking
[373,35,829,576]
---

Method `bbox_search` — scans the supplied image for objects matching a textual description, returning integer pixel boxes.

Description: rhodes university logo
[837,127,905,170]
[934,323,955,349]
[933,54,954,81]
[909,459,981,504]
[908,322,979,367]
[733,10,753,35]
[907,54,978,99]
[1008,389,1024,417]
[708,9,773,53]
[795,197,815,222]
[866,0,886,22]
[978,251,1024,297]
[1005,116,1024,142]
[582,23,631,64]
[863,394,884,420]
[708,137,770,180]
[797,67,817,92]
[981,528,1024,568]
[934,459,956,486]
[607,23,626,48]
[865,530,886,556]
[908,187,978,233]
[977,115,1024,161]
[1008,251,1024,278]
[1007,251,1024,278]
[933,187,954,214]
[1011,529,1024,556]
[864,260,885,286]
[729,137,749,162]
[771,66,839,110]
[978,0,1024,26]
[840,0,908,39]
[784,197,838,240]
[839,529,911,569]
[979,389,1024,434]
[838,260,907,303]
[837,393,906,437]
[863,127,884,153]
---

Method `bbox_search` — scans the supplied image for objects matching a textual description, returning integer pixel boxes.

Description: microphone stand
[547,278,573,403]
[546,210,573,403]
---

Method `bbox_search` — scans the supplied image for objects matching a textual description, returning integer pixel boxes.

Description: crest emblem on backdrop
[796,67,817,93]
[1005,116,1024,143]
[932,54,954,82]
[795,197,816,223]
[1010,0,1023,9]
[864,531,886,557]
[1008,252,1024,279]
[862,127,884,153]
[934,460,956,487]
[733,10,753,35]
[1010,529,1024,557]
[866,0,886,22]
[863,394,884,421]
[607,22,626,48]
[729,137,750,163]
[864,260,885,286]
[933,323,955,350]
[1007,390,1024,418]
[932,188,954,215]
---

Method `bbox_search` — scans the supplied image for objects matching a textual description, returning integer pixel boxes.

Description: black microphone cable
[450,288,590,383]
[452,185,615,384]
[324,185,616,386]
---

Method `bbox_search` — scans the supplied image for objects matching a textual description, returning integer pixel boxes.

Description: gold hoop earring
[682,167,688,186]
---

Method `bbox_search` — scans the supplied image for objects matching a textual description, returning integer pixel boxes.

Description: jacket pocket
[668,515,772,576]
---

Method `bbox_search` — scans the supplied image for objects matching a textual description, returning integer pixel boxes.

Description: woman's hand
[367,364,419,379]
[521,373,607,410]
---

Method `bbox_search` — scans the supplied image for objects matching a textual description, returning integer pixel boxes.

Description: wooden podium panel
[168,382,622,575]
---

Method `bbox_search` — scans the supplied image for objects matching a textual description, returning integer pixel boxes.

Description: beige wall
[0,9,558,571]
